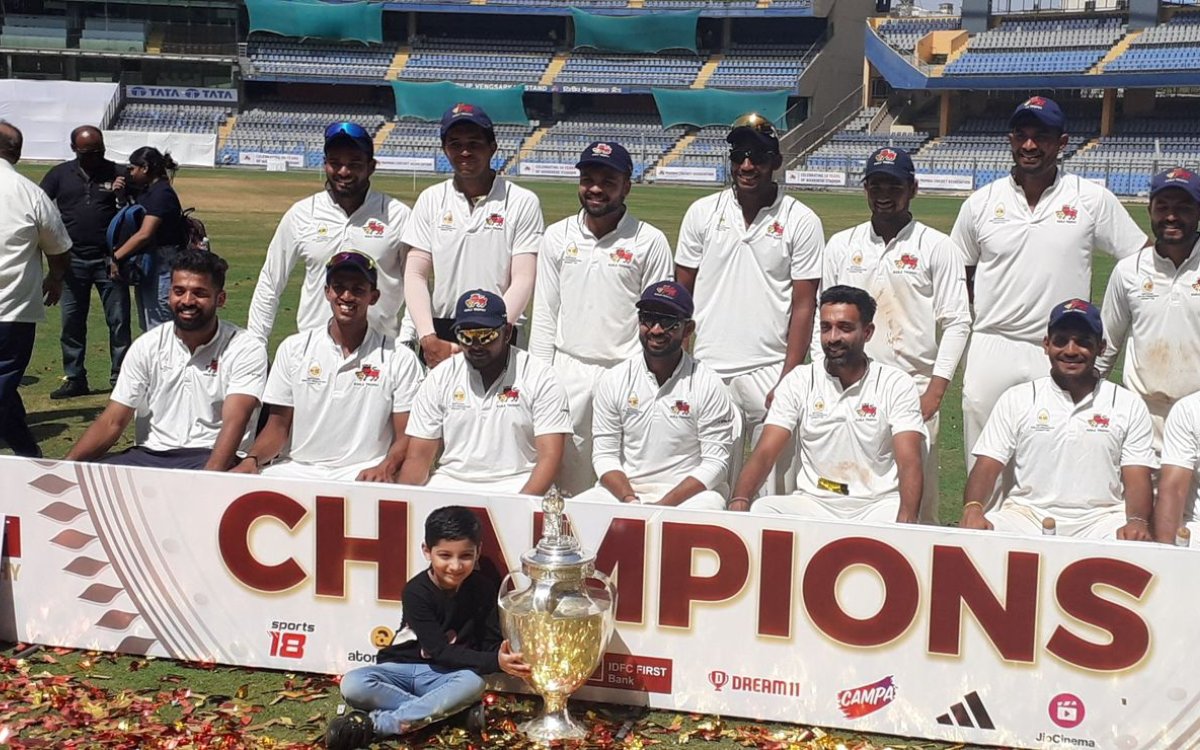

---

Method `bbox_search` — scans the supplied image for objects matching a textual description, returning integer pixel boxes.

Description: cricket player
[814,146,971,524]
[529,140,673,494]
[676,113,823,496]
[1155,392,1200,544]
[960,299,1155,540]
[1098,166,1200,450]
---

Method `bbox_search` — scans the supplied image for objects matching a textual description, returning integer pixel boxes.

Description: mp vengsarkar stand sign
[0,455,1190,749]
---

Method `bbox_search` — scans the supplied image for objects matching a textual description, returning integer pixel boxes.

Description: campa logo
[837,675,897,719]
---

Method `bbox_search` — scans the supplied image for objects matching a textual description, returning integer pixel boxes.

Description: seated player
[397,290,572,494]
[1156,391,1200,544]
[574,281,735,510]
[233,251,423,481]
[66,251,266,470]
[325,506,531,749]
[960,299,1155,540]
[728,285,926,523]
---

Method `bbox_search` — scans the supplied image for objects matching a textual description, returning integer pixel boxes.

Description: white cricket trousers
[724,363,797,498]
[552,351,615,496]
[962,331,1047,470]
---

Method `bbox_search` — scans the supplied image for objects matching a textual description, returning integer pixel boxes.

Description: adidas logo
[936,690,994,730]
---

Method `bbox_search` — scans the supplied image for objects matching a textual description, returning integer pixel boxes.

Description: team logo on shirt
[856,403,878,420]
[716,215,729,232]
[451,387,467,409]
[813,398,826,413]
[498,386,520,404]
[610,248,634,265]
[485,213,505,229]
[1034,409,1052,431]
[894,253,919,272]
[767,221,784,238]
[355,364,381,382]
[441,212,455,229]
[204,358,219,376]
[1087,413,1111,431]
[317,225,329,237]
[563,242,581,264]
[992,203,1006,222]
[670,400,692,417]
[1138,277,1158,299]
[364,219,385,237]
[1191,277,1200,294]
[627,393,640,410]
[849,252,864,271]
[1055,204,1078,223]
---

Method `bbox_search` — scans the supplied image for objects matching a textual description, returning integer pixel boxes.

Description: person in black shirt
[40,126,132,398]
[326,506,530,749]
[112,146,187,331]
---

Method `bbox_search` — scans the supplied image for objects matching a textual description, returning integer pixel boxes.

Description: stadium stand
[113,103,231,134]
[555,52,704,87]
[246,37,397,79]
[1065,116,1200,195]
[80,17,146,53]
[379,119,533,173]
[399,38,554,86]
[657,124,731,181]
[1105,13,1200,72]
[0,14,68,50]
[802,107,929,174]
[524,115,681,180]
[219,104,389,167]
[911,116,1097,185]
[159,24,238,57]
[944,17,1123,75]
[705,42,819,89]
[877,16,960,52]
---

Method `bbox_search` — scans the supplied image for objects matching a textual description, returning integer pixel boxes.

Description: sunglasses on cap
[730,148,776,165]
[638,312,687,332]
[731,113,777,136]
[325,121,370,140]
[455,327,503,347]
[325,251,376,270]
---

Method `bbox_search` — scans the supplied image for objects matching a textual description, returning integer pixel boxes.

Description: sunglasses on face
[325,121,369,140]
[730,148,776,165]
[455,327,503,347]
[638,312,686,332]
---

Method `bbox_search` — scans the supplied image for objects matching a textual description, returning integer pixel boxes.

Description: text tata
[219,492,1151,673]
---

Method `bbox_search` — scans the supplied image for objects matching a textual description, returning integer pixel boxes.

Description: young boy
[325,506,531,749]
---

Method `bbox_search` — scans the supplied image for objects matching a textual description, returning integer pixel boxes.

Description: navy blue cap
[452,289,507,330]
[863,147,915,182]
[1149,167,1200,204]
[325,250,378,286]
[576,141,633,175]
[324,121,374,158]
[1010,96,1066,132]
[1048,298,1102,337]
[440,103,494,140]
[636,280,694,318]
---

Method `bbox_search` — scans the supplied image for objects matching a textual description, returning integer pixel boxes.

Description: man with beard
[951,96,1145,473]
[529,141,673,493]
[403,104,543,369]
[233,251,423,482]
[573,281,735,509]
[40,126,131,398]
[399,289,571,495]
[67,251,267,470]
[960,299,1155,540]
[675,113,823,498]
[814,147,971,524]
[248,122,410,342]
[729,285,926,523]
[1098,167,1200,451]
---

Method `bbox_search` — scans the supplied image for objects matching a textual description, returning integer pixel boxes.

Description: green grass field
[2,165,1145,749]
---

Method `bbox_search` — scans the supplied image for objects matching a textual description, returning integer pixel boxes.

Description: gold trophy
[498,490,617,741]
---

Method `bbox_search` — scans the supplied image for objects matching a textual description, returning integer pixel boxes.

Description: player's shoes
[325,710,376,750]
[465,700,487,734]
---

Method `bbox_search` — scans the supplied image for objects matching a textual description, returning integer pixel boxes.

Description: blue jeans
[61,255,131,384]
[339,662,485,737]
[135,245,178,332]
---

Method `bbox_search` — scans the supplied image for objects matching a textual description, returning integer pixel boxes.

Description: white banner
[518,162,580,178]
[652,166,718,182]
[238,151,304,168]
[0,80,119,162]
[785,170,848,187]
[2,455,1197,749]
[375,155,436,172]
[914,172,974,191]
[124,85,238,104]
[104,131,217,168]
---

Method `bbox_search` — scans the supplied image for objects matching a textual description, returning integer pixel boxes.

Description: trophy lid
[522,490,595,578]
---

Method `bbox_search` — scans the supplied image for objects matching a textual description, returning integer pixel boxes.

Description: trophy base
[518,707,588,742]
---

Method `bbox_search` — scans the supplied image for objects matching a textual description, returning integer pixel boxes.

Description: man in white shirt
[675,113,823,496]
[403,104,543,369]
[816,147,971,524]
[574,281,735,510]
[951,96,1146,468]
[730,286,926,523]
[399,289,571,494]
[1099,167,1200,450]
[0,120,72,458]
[1155,391,1200,544]
[67,251,267,470]
[530,141,674,493]
[233,251,423,482]
[248,122,411,343]
[960,299,1155,540]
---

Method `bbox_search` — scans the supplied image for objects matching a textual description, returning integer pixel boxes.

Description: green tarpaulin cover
[652,88,790,130]
[570,8,699,53]
[246,0,383,44]
[390,81,529,124]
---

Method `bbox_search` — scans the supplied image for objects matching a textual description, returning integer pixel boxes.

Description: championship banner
[914,172,974,191]
[518,162,580,178]
[785,170,848,187]
[124,85,238,104]
[375,156,437,172]
[652,166,718,182]
[238,151,304,168]
[1,455,1197,750]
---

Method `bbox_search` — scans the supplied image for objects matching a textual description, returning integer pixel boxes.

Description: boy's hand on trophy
[499,639,532,678]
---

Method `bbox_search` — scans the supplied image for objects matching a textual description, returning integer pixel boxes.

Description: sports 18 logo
[268,620,314,659]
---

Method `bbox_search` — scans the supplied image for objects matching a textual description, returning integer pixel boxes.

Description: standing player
[815,147,971,524]
[403,104,543,369]
[675,113,823,495]
[952,95,1146,468]
[247,122,410,343]
[529,141,673,493]
[1155,391,1200,544]
[1098,167,1200,450]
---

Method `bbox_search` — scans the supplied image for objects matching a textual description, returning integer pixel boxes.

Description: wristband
[963,501,985,512]
[727,497,751,509]
[1126,515,1148,524]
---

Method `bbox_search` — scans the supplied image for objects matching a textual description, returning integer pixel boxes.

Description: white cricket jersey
[406,347,571,482]
[765,361,926,509]
[1161,391,1200,522]
[951,172,1146,344]
[111,319,267,452]
[529,210,673,365]
[264,325,423,469]
[401,176,543,318]
[247,189,411,343]
[676,188,824,377]
[1098,240,1200,413]
[815,219,971,383]
[591,352,735,490]
[0,159,71,323]
[973,377,1156,520]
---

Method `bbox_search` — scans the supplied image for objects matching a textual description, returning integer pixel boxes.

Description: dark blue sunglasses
[325,122,369,140]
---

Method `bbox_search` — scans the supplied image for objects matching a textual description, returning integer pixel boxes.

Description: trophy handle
[588,569,618,645]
